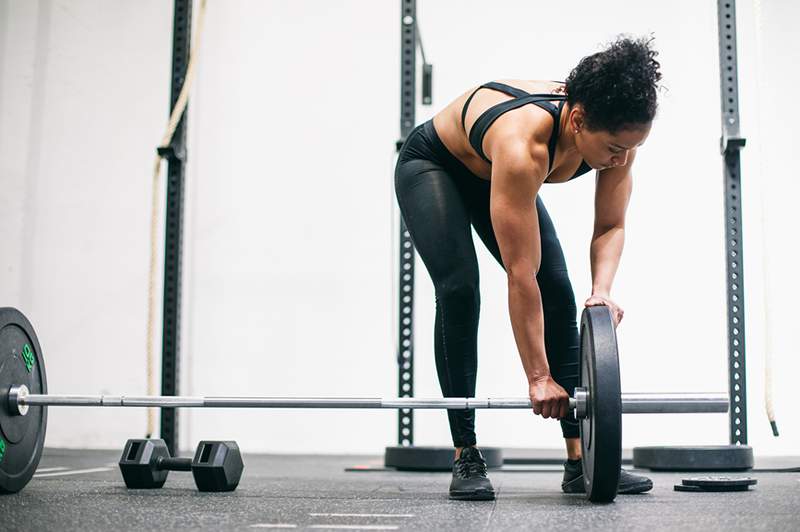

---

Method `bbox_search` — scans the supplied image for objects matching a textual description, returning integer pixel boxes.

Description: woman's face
[570,107,652,170]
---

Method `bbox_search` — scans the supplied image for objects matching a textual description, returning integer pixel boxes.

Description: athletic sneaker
[561,458,653,494]
[449,447,495,500]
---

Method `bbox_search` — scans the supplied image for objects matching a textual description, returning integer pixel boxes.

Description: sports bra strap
[482,81,531,99]
[461,82,567,131]
[461,86,483,131]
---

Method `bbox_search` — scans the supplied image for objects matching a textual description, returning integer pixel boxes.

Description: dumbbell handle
[155,456,192,472]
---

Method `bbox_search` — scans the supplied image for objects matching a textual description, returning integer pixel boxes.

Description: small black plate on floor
[684,476,757,488]
[674,484,751,492]
[675,476,757,492]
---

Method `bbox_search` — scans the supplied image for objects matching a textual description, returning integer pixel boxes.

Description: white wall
[0,0,797,456]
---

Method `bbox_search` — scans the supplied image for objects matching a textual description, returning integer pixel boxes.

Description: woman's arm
[489,139,570,419]
[489,140,550,381]
[591,150,636,297]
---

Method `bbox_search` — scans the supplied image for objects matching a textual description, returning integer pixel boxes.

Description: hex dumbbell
[118,438,243,492]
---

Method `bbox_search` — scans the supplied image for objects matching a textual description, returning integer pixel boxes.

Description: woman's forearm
[590,226,625,296]
[507,276,550,382]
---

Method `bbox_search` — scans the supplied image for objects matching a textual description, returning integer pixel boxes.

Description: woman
[394,35,661,500]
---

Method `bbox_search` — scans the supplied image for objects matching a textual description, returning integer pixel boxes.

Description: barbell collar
[574,387,589,419]
[8,384,29,416]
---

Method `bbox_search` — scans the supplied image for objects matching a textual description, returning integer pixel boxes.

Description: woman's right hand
[529,375,570,419]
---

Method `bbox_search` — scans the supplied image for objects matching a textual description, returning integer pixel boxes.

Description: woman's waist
[401,120,478,176]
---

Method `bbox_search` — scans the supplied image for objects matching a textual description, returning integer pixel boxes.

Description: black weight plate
[579,306,621,503]
[0,308,48,494]
[674,483,751,492]
[683,476,757,488]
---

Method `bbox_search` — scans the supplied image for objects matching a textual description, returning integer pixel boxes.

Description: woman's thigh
[469,192,576,308]
[394,158,479,288]
[467,190,564,271]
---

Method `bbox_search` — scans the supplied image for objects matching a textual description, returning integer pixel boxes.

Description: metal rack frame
[157,1,749,451]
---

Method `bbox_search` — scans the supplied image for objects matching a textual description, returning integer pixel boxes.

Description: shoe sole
[561,476,586,494]
[562,476,654,495]
[617,479,653,494]
[449,489,496,501]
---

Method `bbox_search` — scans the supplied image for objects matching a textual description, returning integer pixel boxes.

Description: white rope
[751,0,778,435]
[146,0,208,437]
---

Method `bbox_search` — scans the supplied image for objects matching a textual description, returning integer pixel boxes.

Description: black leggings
[394,121,580,447]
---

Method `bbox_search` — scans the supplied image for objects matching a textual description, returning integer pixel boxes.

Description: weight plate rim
[579,320,594,492]
[674,484,705,492]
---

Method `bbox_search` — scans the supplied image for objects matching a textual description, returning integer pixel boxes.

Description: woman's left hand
[584,294,624,327]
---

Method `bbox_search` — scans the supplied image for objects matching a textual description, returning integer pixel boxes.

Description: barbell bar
[8,386,729,418]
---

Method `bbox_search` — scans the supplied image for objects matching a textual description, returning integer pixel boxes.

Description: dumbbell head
[191,441,243,492]
[118,439,170,489]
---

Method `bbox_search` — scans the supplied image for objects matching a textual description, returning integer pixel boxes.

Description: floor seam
[484,484,499,531]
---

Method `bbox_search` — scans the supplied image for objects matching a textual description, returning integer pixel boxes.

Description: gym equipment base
[383,446,503,471]
[633,445,754,471]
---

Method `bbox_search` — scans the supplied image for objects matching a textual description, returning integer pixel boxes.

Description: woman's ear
[570,106,585,134]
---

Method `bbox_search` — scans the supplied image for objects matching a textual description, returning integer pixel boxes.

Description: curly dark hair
[565,35,662,133]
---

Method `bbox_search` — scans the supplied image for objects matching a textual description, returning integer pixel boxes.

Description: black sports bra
[461,81,592,180]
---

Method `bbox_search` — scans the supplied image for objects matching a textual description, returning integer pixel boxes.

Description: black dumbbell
[119,438,243,491]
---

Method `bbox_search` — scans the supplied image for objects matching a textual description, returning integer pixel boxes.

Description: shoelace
[456,457,487,478]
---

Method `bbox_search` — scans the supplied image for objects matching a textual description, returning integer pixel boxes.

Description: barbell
[0,306,729,502]
[7,389,727,414]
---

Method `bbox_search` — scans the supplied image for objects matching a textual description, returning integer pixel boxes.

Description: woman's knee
[436,275,480,309]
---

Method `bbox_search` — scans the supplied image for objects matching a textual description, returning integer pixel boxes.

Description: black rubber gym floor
[1,448,797,531]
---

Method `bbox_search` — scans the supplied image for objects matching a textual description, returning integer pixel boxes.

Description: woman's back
[432,79,587,183]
